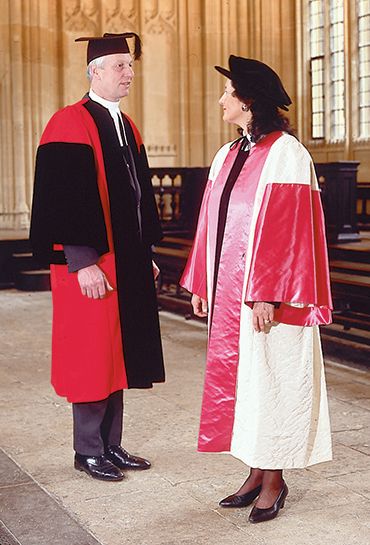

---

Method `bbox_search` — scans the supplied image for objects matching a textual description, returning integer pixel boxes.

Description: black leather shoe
[74,453,124,481]
[219,485,262,507]
[248,482,288,523]
[106,445,151,470]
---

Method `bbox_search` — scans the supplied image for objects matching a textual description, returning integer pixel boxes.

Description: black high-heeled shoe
[248,482,288,523]
[219,484,262,508]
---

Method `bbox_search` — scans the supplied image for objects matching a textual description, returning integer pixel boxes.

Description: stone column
[0,0,60,230]
[141,0,179,167]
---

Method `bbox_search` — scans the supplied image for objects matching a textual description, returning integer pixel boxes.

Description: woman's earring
[242,104,250,112]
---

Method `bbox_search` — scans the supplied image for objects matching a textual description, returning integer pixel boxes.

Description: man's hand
[191,294,208,318]
[152,260,160,280]
[252,302,274,332]
[77,264,114,299]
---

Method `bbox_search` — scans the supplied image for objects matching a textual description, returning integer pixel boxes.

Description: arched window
[307,0,370,142]
[358,1,370,138]
[309,0,325,138]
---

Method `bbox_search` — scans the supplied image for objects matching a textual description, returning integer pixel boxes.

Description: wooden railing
[150,167,208,235]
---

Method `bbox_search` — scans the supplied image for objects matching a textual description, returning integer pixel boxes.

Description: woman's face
[219,79,252,129]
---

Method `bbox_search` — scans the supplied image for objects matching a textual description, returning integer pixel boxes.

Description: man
[30,32,165,481]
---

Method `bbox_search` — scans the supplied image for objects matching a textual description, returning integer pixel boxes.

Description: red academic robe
[30,98,165,402]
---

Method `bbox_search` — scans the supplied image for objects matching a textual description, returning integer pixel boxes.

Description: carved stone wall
[0,0,297,230]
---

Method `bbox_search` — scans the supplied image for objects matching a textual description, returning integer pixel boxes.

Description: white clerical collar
[89,89,127,146]
[89,89,121,114]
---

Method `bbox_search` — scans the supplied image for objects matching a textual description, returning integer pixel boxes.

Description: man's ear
[92,65,101,80]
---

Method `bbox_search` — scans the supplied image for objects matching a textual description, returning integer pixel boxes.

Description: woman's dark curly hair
[232,81,296,141]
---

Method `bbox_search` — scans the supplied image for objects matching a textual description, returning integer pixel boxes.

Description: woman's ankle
[261,469,284,491]
[237,468,264,494]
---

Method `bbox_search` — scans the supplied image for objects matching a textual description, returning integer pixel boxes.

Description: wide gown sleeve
[179,180,212,300]
[30,110,109,266]
[244,139,332,325]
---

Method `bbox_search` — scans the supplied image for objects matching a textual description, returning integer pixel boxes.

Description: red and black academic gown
[30,97,165,403]
[180,132,333,469]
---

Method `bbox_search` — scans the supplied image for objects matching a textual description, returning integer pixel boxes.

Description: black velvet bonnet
[215,55,292,111]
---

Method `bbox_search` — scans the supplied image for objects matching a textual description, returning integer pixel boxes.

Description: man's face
[92,53,134,102]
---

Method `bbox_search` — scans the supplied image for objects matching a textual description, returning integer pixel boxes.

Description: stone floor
[0,290,369,545]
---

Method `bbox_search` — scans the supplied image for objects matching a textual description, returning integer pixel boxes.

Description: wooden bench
[153,237,191,299]
[330,270,370,289]
[325,237,370,349]
[330,260,370,276]
[329,232,370,263]
[329,270,370,316]
[331,311,370,332]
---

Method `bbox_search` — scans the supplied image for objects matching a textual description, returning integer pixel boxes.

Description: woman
[180,56,332,523]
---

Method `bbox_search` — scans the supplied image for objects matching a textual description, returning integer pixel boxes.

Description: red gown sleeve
[245,183,333,326]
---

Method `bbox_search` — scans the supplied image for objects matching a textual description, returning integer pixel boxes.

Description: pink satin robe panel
[198,133,281,452]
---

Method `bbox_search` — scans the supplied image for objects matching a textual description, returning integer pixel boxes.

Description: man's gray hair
[87,56,106,81]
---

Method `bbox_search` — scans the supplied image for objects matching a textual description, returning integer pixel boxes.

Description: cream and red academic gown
[181,131,333,468]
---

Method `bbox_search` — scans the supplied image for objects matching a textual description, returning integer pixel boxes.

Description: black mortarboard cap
[75,32,142,65]
[215,55,292,111]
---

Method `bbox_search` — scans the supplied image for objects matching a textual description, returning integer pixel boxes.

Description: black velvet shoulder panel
[30,142,109,265]
[81,99,165,387]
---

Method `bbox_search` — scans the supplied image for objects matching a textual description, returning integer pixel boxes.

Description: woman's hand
[252,302,274,332]
[191,294,208,318]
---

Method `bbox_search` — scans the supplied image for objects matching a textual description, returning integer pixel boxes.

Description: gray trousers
[72,390,123,456]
